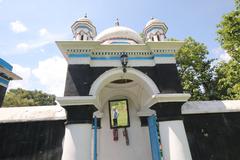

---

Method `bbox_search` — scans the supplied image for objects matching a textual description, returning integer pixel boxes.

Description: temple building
[56,16,191,160]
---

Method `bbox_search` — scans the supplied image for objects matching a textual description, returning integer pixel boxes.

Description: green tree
[176,37,215,100]
[3,88,56,107]
[215,0,240,100]
[215,60,240,99]
[217,0,240,62]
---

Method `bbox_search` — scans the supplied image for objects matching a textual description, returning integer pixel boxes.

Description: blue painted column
[93,116,97,160]
[148,115,161,160]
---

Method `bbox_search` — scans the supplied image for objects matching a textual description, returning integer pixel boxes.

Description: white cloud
[40,49,45,53]
[16,41,49,52]
[39,28,49,37]
[8,64,32,90]
[7,57,67,96]
[14,28,67,54]
[211,47,232,63]
[10,20,28,33]
[32,56,67,96]
[16,43,30,51]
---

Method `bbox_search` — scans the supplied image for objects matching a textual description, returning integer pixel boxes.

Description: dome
[95,26,144,44]
[144,18,168,34]
[77,17,93,24]
[145,18,163,29]
[71,15,97,40]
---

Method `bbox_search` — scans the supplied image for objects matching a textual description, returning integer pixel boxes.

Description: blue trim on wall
[154,54,175,57]
[91,56,120,60]
[67,53,174,60]
[91,56,154,61]
[68,54,90,58]
[111,42,130,44]
[75,25,93,32]
[0,77,9,86]
[145,26,166,33]
[0,58,13,71]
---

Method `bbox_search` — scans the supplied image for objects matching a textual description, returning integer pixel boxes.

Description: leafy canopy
[217,0,240,62]
[176,37,215,100]
[215,0,240,100]
[3,88,56,107]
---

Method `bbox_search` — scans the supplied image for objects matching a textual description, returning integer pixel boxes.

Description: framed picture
[109,99,130,128]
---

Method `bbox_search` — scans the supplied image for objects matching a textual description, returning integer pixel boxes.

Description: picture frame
[108,99,130,129]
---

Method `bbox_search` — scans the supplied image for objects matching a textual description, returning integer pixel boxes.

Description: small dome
[71,15,97,40]
[77,16,93,24]
[144,18,168,33]
[145,18,163,29]
[95,26,143,44]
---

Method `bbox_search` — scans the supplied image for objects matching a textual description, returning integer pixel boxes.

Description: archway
[89,68,158,160]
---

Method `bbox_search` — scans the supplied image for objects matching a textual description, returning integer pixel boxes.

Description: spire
[115,18,120,26]
[84,13,87,18]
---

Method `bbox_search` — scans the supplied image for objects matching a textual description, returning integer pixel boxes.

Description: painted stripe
[0,58,12,71]
[91,56,154,61]
[68,54,90,58]
[0,77,9,86]
[68,53,174,60]
[111,41,130,44]
[154,54,175,57]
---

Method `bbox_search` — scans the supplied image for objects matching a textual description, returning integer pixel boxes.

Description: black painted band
[150,102,184,121]
[62,105,97,124]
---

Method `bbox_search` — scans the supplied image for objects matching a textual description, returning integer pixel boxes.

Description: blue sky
[0,0,235,96]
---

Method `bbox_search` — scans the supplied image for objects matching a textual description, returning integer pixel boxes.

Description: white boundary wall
[159,120,192,160]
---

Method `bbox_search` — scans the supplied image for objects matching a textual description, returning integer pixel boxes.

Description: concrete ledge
[0,105,66,123]
[57,96,97,106]
[182,100,240,114]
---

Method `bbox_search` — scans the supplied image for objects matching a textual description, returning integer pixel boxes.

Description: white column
[62,124,92,160]
[153,35,158,42]
[159,120,192,160]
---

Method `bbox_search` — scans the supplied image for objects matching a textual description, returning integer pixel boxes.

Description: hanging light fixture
[120,53,128,73]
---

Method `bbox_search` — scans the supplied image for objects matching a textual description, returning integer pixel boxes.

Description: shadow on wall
[0,120,65,160]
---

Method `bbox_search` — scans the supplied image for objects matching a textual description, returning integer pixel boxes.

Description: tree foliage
[215,60,240,99]
[214,0,240,100]
[217,0,240,62]
[176,37,215,100]
[3,88,56,107]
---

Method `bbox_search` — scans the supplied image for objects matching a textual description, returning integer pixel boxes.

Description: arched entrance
[89,68,159,160]
[89,67,160,111]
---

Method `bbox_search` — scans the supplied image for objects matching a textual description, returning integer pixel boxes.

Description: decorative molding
[144,93,191,109]
[57,96,97,106]
[182,100,240,114]
[56,40,184,66]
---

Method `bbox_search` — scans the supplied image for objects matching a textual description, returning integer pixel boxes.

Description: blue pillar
[148,115,161,160]
[94,116,97,160]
